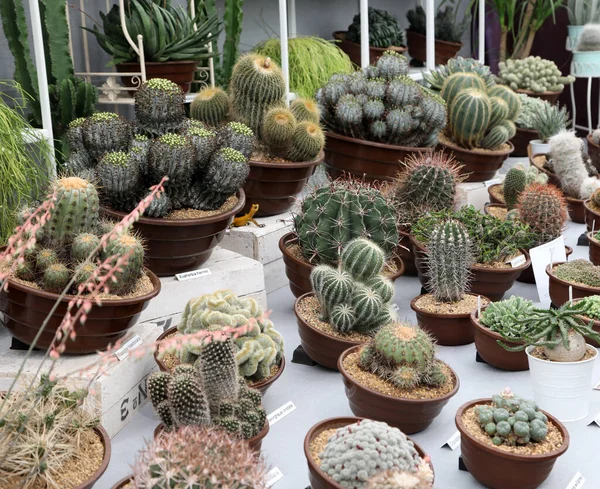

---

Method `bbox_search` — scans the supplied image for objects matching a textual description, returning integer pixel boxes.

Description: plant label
[565,471,585,489]
[267,401,296,426]
[114,335,142,361]
[392,303,400,312]
[507,254,526,268]
[265,467,284,487]
[589,411,600,427]
[484,178,502,188]
[175,268,211,281]
[528,236,567,303]
[442,430,461,450]
[593,379,600,390]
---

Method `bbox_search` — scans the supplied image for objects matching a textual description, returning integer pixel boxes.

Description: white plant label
[484,178,502,188]
[114,335,142,361]
[565,471,585,489]
[392,303,400,312]
[507,254,526,268]
[528,236,567,302]
[591,411,600,427]
[175,268,211,281]
[443,430,461,450]
[265,467,284,487]
[267,401,296,426]
[593,379,600,390]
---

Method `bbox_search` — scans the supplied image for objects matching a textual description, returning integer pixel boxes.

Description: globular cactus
[447,88,491,149]
[426,220,473,303]
[144,192,172,218]
[376,51,410,80]
[219,122,254,159]
[424,56,496,91]
[148,133,197,187]
[15,262,35,282]
[517,183,568,246]
[186,125,218,169]
[290,98,320,123]
[295,179,399,266]
[366,459,434,489]
[64,151,95,180]
[33,248,57,273]
[346,7,405,48]
[102,232,144,294]
[71,233,100,262]
[440,72,487,107]
[488,85,521,120]
[285,121,325,162]
[319,420,425,489]
[134,78,186,136]
[73,262,98,288]
[503,165,548,210]
[262,107,296,151]
[82,112,132,161]
[190,86,231,127]
[42,262,71,293]
[66,117,87,153]
[96,151,141,212]
[360,322,446,389]
[129,134,151,175]
[499,57,574,93]
[475,391,548,446]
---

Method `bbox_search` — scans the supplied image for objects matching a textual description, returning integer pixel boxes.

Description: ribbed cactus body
[262,107,296,151]
[186,126,218,169]
[71,233,100,262]
[286,122,325,162]
[167,373,211,427]
[488,97,509,128]
[42,263,70,293]
[97,151,141,212]
[517,183,568,246]
[134,78,186,136]
[148,133,197,186]
[197,340,240,414]
[290,98,320,123]
[351,286,384,325]
[341,238,385,281]
[503,167,527,210]
[144,192,172,218]
[67,118,86,153]
[102,233,144,294]
[448,88,491,149]
[313,267,353,308]
[330,304,356,333]
[190,87,231,127]
[440,72,487,107]
[35,248,59,272]
[73,262,97,288]
[480,123,512,150]
[219,122,254,158]
[82,112,132,161]
[487,84,521,120]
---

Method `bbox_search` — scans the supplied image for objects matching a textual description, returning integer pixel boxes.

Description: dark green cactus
[66,117,87,153]
[219,122,254,159]
[96,151,141,212]
[64,151,94,180]
[82,112,132,161]
[148,133,197,187]
[190,86,231,127]
[346,7,404,48]
[186,125,218,169]
[134,78,186,137]
[101,232,144,294]
[144,192,172,218]
[285,121,325,162]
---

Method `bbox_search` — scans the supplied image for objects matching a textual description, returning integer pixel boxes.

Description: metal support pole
[279,0,291,105]
[425,0,435,70]
[360,0,369,68]
[478,0,485,62]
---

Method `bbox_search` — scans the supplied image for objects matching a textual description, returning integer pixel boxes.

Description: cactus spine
[190,87,231,127]
[517,183,568,246]
[448,88,491,149]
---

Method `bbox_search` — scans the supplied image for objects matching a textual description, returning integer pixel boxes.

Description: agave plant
[529,103,571,143]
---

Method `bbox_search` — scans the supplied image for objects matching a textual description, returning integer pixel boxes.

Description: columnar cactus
[499,57,575,93]
[503,165,548,210]
[517,183,568,246]
[190,86,231,127]
[82,112,132,161]
[134,78,186,136]
[96,151,141,211]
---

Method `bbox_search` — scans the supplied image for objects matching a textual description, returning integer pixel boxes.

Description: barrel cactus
[290,98,320,123]
[219,122,254,159]
[190,86,231,127]
[499,57,574,93]
[262,107,296,151]
[101,232,145,294]
[517,183,568,246]
[96,151,141,212]
[286,121,325,162]
[82,112,132,161]
[424,56,496,91]
[502,165,548,210]
[134,78,186,136]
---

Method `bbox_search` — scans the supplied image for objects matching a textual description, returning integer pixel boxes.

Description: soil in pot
[484,203,508,220]
[339,345,459,433]
[546,262,600,306]
[488,183,505,204]
[584,199,600,231]
[332,31,407,66]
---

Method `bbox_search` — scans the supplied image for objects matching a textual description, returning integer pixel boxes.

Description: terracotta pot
[153,326,285,394]
[324,131,431,182]
[0,271,160,354]
[487,183,505,204]
[405,29,462,65]
[470,309,529,371]
[518,246,572,284]
[101,190,245,276]
[279,232,405,298]
[410,293,486,346]
[338,346,459,433]
[547,261,600,306]
[154,420,269,452]
[111,477,132,489]
[456,399,569,489]
[511,127,539,157]
[516,88,562,104]
[587,134,600,172]
[116,61,198,94]
[584,199,600,232]
[398,230,418,276]
[437,139,514,182]
[589,232,600,266]
[243,151,323,217]
[304,416,433,489]
[571,297,600,347]
[332,31,407,66]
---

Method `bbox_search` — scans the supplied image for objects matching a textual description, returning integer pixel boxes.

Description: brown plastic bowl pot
[487,183,505,205]
[399,230,418,276]
[511,127,539,157]
[324,131,431,182]
[547,262,600,306]
[529,150,561,187]
[518,246,572,284]
[304,416,434,489]
[243,151,323,217]
[587,134,600,172]
[566,196,586,223]
[280,232,405,298]
[110,477,132,489]
[101,190,245,277]
[410,293,487,346]
[116,60,198,94]
[483,202,507,217]
[584,199,600,232]
[589,232,600,266]
[294,292,365,370]
[470,309,529,371]
[405,29,462,65]
[154,420,270,452]
[332,31,407,66]
[437,139,513,182]
[516,88,562,104]
[0,271,160,354]
[338,345,459,433]
[456,399,569,489]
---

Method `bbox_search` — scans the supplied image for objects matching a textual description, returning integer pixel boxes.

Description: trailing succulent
[479,296,536,341]
[360,321,447,389]
[319,419,425,489]
[499,57,574,93]
[424,56,496,91]
[174,290,284,382]
[502,165,548,210]
[575,295,600,320]
[346,7,405,47]
[147,339,267,439]
[65,78,251,216]
[191,54,325,163]
[295,179,399,266]
[310,238,395,334]
[13,177,144,296]
[407,3,469,44]
[317,51,446,147]
[475,391,549,446]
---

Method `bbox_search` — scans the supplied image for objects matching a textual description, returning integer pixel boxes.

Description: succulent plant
[66,117,87,153]
[190,86,231,127]
[286,121,325,162]
[219,122,254,159]
[480,295,536,341]
[41,262,71,293]
[134,78,186,137]
[71,233,100,262]
[176,290,284,382]
[290,98,321,123]
[517,183,568,247]
[96,151,141,212]
[424,56,496,91]
[148,133,197,188]
[262,107,296,151]
[407,4,469,44]
[574,295,600,319]
[515,94,549,130]
[553,259,600,287]
[346,7,405,47]
[529,102,570,142]
[82,112,132,162]
[366,459,434,489]
[475,391,548,446]
[502,165,548,210]
[499,57,575,93]
[144,192,173,218]
[185,125,218,169]
[102,232,144,294]
[319,419,425,489]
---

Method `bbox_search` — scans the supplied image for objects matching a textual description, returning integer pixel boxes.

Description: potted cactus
[338,321,459,433]
[280,179,402,298]
[528,101,570,155]
[317,51,447,182]
[437,71,520,181]
[147,337,270,450]
[569,296,600,346]
[333,7,406,65]
[66,78,248,276]
[294,239,397,369]
[304,417,433,489]
[0,176,161,353]
[493,164,548,209]
[410,220,490,345]
[546,259,600,306]
[512,94,547,156]
[191,54,325,216]
[456,390,569,489]
[154,290,285,393]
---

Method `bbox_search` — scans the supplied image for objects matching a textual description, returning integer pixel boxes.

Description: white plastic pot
[530,139,550,155]
[526,345,597,422]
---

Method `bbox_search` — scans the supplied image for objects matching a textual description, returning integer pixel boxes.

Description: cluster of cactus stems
[424,57,496,91]
[499,57,575,93]
[346,7,405,47]
[553,259,600,287]
[65,78,251,217]
[480,296,536,341]
[317,51,446,147]
[502,165,548,210]
[14,176,144,295]
[148,338,267,439]
[190,54,325,163]
[174,290,284,382]
[310,238,395,334]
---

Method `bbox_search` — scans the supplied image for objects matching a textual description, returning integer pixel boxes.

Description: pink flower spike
[49,349,59,360]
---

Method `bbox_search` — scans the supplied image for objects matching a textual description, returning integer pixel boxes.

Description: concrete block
[456,174,505,210]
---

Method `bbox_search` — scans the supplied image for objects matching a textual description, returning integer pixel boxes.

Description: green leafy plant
[407,1,469,43]
[480,295,536,340]
[346,7,405,47]
[528,103,571,142]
